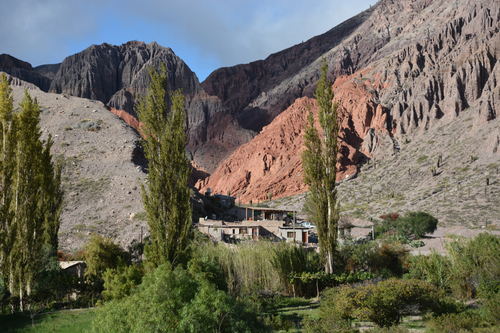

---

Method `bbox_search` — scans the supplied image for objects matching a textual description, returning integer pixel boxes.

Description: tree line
[0,74,63,311]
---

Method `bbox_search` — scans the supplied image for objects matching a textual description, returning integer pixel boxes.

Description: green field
[0,308,94,333]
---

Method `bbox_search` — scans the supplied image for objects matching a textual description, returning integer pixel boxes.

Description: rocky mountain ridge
[0,54,52,91]
[2,0,499,232]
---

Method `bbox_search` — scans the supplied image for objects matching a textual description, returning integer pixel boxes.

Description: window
[287,232,295,238]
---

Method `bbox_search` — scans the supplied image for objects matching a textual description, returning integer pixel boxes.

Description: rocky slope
[198,0,500,205]
[195,72,390,203]
[45,41,254,173]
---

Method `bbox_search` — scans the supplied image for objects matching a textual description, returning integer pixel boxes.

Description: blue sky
[1,0,375,81]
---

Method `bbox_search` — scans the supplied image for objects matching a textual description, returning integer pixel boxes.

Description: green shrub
[303,287,359,333]
[325,278,444,327]
[102,263,144,301]
[397,212,438,239]
[426,312,482,333]
[405,250,451,291]
[409,240,425,248]
[447,234,500,298]
[483,292,500,324]
[91,263,269,333]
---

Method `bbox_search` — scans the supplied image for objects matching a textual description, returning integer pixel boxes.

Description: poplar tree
[0,74,63,309]
[302,59,339,274]
[0,73,17,295]
[136,64,192,267]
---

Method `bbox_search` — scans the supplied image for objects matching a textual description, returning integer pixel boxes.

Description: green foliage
[339,240,379,273]
[446,233,500,298]
[483,292,500,324]
[338,240,408,278]
[272,242,321,296]
[102,263,144,301]
[325,278,443,327]
[397,212,438,239]
[302,58,339,274]
[426,312,483,333]
[83,234,130,283]
[0,75,63,310]
[91,263,268,333]
[0,275,10,313]
[409,240,425,248]
[136,63,192,268]
[30,245,77,304]
[376,211,438,239]
[405,250,452,291]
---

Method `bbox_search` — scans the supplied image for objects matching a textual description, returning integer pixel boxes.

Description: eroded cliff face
[49,41,199,114]
[195,73,391,203]
[197,0,500,202]
[46,41,257,171]
[0,54,52,91]
[364,0,500,139]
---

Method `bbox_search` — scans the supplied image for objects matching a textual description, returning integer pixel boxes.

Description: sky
[1,0,375,82]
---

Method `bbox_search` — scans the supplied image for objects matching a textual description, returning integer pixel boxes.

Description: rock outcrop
[196,77,390,203]
[46,41,255,173]
[49,41,199,115]
[0,54,52,91]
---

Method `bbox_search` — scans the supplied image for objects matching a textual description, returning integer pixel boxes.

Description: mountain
[46,41,254,173]
[2,0,499,232]
[0,54,52,91]
[198,0,500,208]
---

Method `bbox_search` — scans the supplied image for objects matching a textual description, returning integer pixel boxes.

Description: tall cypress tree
[302,59,339,274]
[0,74,17,295]
[0,75,63,309]
[136,64,192,267]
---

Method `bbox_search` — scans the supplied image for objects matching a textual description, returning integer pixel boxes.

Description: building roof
[59,261,86,269]
[243,207,295,213]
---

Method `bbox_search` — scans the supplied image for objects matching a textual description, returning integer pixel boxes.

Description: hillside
[1,0,499,250]
[199,0,500,213]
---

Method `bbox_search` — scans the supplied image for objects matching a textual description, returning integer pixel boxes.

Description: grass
[0,308,94,333]
[262,296,320,332]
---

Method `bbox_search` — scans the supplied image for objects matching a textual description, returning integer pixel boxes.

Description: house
[197,206,312,243]
[278,225,310,244]
[212,194,236,208]
[59,261,86,279]
[197,220,261,241]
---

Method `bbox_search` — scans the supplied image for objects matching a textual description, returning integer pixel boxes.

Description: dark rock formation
[0,54,52,91]
[49,41,199,115]
[34,63,61,81]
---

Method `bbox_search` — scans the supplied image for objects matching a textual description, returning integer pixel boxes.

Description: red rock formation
[196,74,389,203]
[108,106,142,131]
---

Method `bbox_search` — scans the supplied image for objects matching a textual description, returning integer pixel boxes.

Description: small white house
[278,225,309,243]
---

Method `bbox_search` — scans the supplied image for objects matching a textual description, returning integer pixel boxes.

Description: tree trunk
[325,251,334,274]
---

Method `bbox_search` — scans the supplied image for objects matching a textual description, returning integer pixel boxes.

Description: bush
[376,212,438,240]
[446,234,500,298]
[338,240,408,278]
[91,263,269,333]
[303,287,359,333]
[102,263,144,301]
[397,212,438,239]
[84,234,131,283]
[404,250,451,291]
[426,312,483,333]
[324,278,444,327]
[483,292,500,324]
